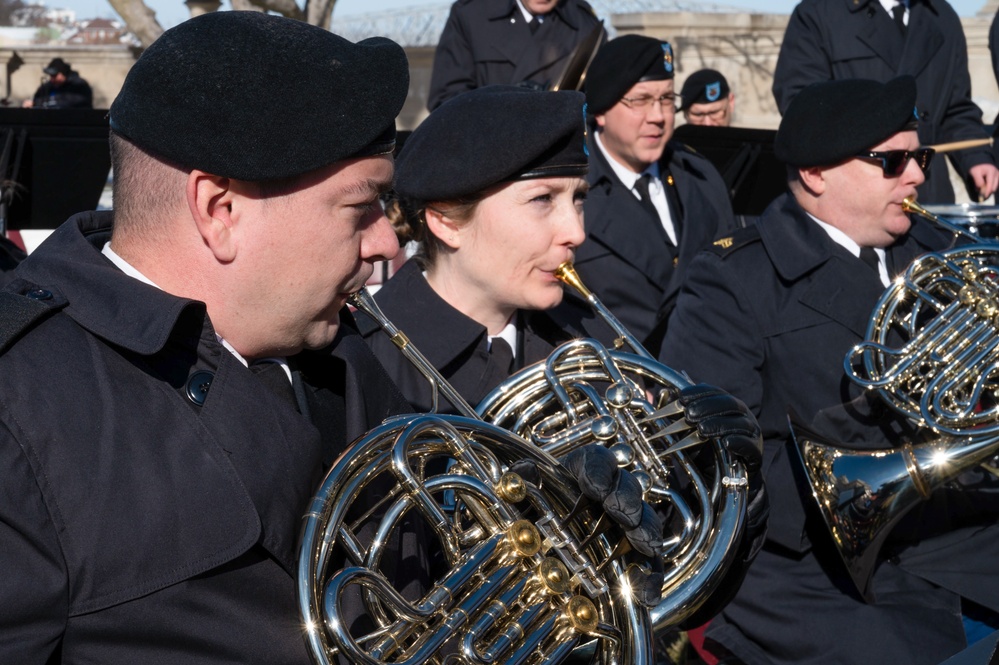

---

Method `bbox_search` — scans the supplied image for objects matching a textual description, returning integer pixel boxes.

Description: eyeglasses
[686,106,728,121]
[854,148,935,177]
[619,93,678,114]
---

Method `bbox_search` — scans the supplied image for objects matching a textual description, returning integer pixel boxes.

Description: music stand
[673,124,787,217]
[0,107,111,231]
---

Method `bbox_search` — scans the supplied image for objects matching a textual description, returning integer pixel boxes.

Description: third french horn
[794,197,999,600]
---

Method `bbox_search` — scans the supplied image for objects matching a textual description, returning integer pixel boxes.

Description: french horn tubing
[298,288,655,665]
[794,197,999,601]
[478,262,751,633]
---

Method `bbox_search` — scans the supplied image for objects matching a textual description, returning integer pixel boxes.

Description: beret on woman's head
[393,86,589,202]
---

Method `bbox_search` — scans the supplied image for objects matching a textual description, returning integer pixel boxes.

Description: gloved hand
[679,384,768,559]
[678,384,763,473]
[510,444,666,607]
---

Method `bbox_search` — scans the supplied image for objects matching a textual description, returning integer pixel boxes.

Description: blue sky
[59,0,994,31]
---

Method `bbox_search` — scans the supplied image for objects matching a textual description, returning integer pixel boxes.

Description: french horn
[298,288,656,665]
[478,262,751,633]
[794,197,999,601]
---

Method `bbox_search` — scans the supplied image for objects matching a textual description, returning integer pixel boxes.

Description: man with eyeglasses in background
[679,69,735,127]
[661,76,999,664]
[571,35,736,356]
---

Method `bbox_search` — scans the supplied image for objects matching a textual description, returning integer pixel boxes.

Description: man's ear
[186,170,237,263]
[424,206,463,250]
[798,165,827,196]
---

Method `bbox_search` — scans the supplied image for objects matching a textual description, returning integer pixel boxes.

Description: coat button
[26,289,52,300]
[186,370,214,405]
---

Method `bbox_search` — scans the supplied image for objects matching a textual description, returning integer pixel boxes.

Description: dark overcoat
[357,259,609,413]
[0,212,409,664]
[574,137,736,356]
[660,193,999,664]
[0,234,25,287]
[772,0,993,204]
[426,0,603,111]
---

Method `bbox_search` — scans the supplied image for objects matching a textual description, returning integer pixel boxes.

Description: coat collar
[11,211,204,357]
[371,260,491,369]
[486,0,580,29]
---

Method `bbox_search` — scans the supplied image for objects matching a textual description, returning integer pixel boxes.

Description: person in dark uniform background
[661,76,999,664]
[679,68,734,127]
[23,56,93,109]
[0,12,412,663]
[773,0,998,204]
[574,35,736,357]
[426,0,604,111]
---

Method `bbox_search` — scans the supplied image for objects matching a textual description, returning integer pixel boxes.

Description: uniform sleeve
[659,251,764,418]
[936,15,994,176]
[771,3,833,115]
[0,420,68,662]
[427,6,476,111]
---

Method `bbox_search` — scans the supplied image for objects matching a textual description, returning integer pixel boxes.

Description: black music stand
[673,124,787,217]
[0,107,111,231]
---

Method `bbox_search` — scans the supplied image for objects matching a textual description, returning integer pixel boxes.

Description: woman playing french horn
[355,85,769,648]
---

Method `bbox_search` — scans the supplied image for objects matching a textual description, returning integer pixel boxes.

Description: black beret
[585,35,674,115]
[44,58,70,76]
[774,76,919,168]
[109,11,409,181]
[394,86,588,201]
[680,69,730,111]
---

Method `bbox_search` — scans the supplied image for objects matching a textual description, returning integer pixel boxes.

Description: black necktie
[891,3,907,35]
[250,360,299,412]
[490,337,515,375]
[529,16,540,34]
[634,174,662,223]
[859,246,881,276]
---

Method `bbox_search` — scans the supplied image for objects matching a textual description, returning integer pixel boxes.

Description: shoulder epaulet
[673,141,700,157]
[708,224,762,258]
[0,285,65,356]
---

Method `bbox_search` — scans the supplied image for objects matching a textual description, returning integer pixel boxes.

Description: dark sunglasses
[854,148,935,177]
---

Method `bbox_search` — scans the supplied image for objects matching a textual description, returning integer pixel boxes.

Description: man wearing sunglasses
[660,76,999,664]
[570,35,736,356]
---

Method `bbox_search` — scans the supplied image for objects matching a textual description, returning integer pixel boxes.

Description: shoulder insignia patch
[708,224,762,258]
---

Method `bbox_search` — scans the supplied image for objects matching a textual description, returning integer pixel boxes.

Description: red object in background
[6,230,26,252]
[688,622,720,665]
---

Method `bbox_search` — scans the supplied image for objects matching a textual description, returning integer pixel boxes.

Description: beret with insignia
[585,34,674,115]
[394,86,588,202]
[680,69,730,111]
[774,76,919,168]
[109,11,409,181]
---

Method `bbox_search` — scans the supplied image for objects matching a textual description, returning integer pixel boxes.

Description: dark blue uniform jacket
[575,137,736,356]
[427,0,603,110]
[661,193,999,664]
[0,211,409,664]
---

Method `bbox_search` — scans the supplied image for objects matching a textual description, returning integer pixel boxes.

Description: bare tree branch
[107,0,162,47]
